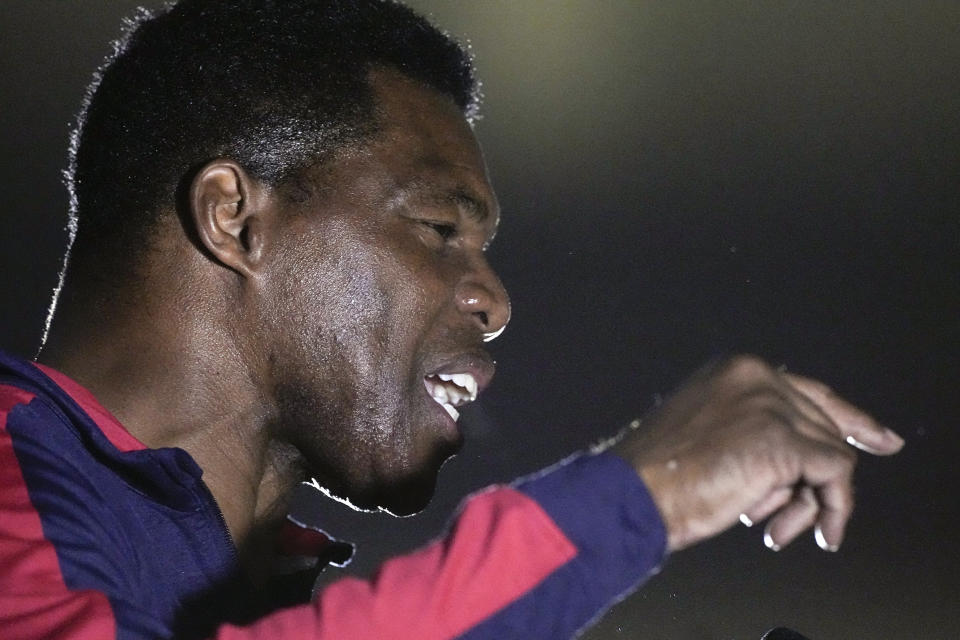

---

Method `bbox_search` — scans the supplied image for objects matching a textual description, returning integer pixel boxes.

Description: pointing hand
[612,356,904,552]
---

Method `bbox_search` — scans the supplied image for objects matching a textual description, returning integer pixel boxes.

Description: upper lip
[424,350,496,398]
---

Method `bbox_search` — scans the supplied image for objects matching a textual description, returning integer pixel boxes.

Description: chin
[314,467,438,517]
[364,449,454,517]
[372,480,437,517]
[308,442,455,517]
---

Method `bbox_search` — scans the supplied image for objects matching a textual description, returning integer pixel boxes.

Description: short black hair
[63,0,478,281]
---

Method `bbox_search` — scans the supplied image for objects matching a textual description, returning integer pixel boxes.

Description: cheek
[264,225,421,377]
[255,224,461,494]
[273,224,390,334]
[262,218,460,399]
[328,224,456,337]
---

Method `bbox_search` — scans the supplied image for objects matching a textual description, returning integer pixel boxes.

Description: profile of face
[252,70,510,515]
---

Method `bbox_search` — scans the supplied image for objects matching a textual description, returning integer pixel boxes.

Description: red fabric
[1,366,585,639]
[277,520,335,557]
[0,385,117,640]
[214,487,577,640]
[32,363,146,453]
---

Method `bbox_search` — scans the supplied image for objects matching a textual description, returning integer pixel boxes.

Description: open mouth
[423,373,478,422]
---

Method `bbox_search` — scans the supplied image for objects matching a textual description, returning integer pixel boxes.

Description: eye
[422,221,458,241]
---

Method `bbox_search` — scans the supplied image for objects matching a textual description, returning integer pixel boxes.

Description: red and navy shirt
[0,349,667,639]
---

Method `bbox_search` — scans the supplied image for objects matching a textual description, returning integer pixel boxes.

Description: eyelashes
[421,221,458,241]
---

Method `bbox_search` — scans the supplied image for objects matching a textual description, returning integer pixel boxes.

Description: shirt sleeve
[214,451,668,640]
[3,378,667,640]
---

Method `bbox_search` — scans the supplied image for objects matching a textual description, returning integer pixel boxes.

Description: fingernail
[739,513,754,527]
[845,435,882,454]
[763,529,780,552]
[814,525,839,552]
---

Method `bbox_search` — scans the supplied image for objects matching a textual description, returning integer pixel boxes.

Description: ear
[189,159,270,278]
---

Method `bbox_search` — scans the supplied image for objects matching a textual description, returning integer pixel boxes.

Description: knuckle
[750,408,798,453]
[840,487,855,512]
[736,389,797,431]
[834,446,858,474]
[813,380,835,400]
[723,354,770,380]
[718,354,773,387]
[755,405,795,433]
[740,387,784,412]
[831,484,856,515]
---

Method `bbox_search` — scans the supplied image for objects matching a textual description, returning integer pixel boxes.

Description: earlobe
[190,159,267,278]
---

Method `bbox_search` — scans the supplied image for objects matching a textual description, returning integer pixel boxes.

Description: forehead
[360,69,499,221]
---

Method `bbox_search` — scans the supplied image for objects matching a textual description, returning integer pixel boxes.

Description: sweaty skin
[41,67,902,585]
[246,70,509,516]
[41,69,509,576]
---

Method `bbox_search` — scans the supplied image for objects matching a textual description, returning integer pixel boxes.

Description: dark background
[1,2,957,638]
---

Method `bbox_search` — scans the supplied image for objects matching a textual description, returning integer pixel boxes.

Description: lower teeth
[442,403,459,421]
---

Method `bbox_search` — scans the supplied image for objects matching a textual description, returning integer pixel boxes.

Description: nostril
[457,277,508,337]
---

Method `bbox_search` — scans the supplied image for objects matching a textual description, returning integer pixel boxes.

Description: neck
[39,272,302,560]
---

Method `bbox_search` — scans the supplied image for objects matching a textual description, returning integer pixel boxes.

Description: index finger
[783,373,905,455]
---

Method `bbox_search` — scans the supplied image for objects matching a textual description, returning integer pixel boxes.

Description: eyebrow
[401,178,492,223]
[447,188,490,223]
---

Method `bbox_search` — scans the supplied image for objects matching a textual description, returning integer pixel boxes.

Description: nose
[455,258,511,341]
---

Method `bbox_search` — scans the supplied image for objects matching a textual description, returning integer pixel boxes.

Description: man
[0,1,903,638]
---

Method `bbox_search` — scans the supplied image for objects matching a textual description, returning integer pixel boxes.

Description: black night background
[1,2,956,638]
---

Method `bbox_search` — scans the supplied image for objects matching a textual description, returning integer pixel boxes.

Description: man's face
[254,70,509,515]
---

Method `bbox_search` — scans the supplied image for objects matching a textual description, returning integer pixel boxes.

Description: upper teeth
[424,373,478,421]
[437,373,478,400]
